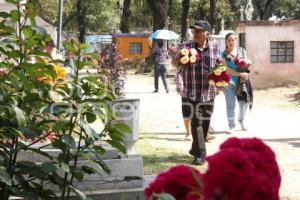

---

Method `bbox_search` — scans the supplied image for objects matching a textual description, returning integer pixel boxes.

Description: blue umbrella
[149,29,179,40]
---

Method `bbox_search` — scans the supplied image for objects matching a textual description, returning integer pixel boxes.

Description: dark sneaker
[189,150,195,157]
[191,157,205,165]
[166,89,169,93]
[153,90,158,93]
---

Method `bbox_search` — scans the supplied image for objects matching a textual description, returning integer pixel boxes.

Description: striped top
[176,41,220,102]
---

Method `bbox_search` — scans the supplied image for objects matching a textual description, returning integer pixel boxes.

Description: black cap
[190,20,212,33]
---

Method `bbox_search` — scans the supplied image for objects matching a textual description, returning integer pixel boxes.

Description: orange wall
[114,36,151,62]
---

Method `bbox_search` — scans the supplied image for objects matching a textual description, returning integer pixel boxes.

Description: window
[270,41,294,63]
[239,33,246,50]
[130,43,142,54]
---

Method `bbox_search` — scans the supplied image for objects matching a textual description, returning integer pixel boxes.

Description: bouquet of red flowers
[177,47,199,69]
[234,57,251,73]
[208,62,230,88]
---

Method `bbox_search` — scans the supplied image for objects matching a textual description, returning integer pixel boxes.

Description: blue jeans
[223,84,248,129]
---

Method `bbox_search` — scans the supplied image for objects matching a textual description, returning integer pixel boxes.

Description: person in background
[221,32,252,132]
[45,40,64,61]
[152,39,169,93]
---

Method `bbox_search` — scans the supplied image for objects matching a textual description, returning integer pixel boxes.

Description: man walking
[173,20,219,165]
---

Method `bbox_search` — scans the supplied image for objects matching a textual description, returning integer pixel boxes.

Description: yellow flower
[216,82,223,87]
[180,56,190,65]
[190,48,197,56]
[222,81,229,87]
[209,80,215,85]
[189,56,197,64]
[214,69,222,76]
[92,59,98,65]
[53,65,66,80]
[220,66,227,72]
[38,74,53,84]
[180,48,189,56]
[44,59,49,65]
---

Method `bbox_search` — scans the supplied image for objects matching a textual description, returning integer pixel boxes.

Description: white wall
[237,23,300,88]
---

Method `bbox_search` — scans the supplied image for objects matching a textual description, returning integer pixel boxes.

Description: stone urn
[112,98,140,155]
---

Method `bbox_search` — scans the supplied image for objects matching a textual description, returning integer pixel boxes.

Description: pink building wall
[236,21,300,89]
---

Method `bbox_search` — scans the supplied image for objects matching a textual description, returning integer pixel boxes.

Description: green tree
[253,0,275,20]
[147,0,170,31]
[190,0,234,33]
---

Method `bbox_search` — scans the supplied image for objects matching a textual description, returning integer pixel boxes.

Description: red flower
[145,165,203,200]
[234,58,251,68]
[203,137,281,200]
[208,62,230,88]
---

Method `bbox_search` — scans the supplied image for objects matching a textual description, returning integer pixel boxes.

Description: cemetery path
[124,71,300,200]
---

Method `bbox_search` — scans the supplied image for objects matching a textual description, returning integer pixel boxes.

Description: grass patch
[135,133,206,175]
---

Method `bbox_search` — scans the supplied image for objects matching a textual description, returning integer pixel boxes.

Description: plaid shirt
[176,41,219,102]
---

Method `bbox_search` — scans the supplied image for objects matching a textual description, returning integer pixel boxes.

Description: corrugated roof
[112,33,150,38]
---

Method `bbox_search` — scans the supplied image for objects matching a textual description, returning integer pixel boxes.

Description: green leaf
[23,26,34,38]
[61,135,76,149]
[106,140,127,155]
[53,120,68,133]
[79,43,88,50]
[93,145,105,155]
[113,123,131,133]
[77,61,92,70]
[0,12,10,18]
[0,166,11,186]
[5,0,17,5]
[69,185,87,200]
[81,121,99,140]
[73,170,84,181]
[21,125,43,139]
[89,148,111,174]
[156,193,176,200]
[8,50,22,59]
[10,10,20,22]
[60,162,70,173]
[85,111,97,123]
[12,105,26,128]
[26,147,53,160]
[65,43,77,54]
[41,162,58,173]
[81,165,97,175]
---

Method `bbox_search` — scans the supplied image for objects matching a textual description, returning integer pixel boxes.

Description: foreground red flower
[145,138,281,200]
[203,137,281,200]
[145,165,203,200]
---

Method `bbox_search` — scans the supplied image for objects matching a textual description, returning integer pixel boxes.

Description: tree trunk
[262,0,274,20]
[120,0,132,33]
[253,0,274,20]
[147,0,169,32]
[209,0,216,33]
[181,0,190,41]
[77,0,87,43]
